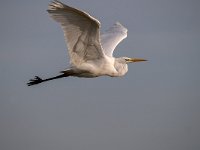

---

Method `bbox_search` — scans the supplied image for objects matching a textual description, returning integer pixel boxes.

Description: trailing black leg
[27,74,66,86]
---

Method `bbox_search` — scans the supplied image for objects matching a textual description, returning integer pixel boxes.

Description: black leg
[27,74,66,86]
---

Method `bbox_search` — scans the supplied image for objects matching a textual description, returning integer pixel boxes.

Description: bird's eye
[125,58,130,61]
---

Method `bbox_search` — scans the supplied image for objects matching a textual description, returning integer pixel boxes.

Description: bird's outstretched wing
[47,0,104,66]
[101,22,127,57]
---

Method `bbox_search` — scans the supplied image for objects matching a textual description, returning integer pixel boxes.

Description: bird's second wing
[47,1,104,66]
[101,22,127,57]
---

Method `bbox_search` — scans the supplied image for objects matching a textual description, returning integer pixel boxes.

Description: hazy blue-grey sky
[0,0,200,150]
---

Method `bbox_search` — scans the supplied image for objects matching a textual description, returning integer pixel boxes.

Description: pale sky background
[0,0,200,150]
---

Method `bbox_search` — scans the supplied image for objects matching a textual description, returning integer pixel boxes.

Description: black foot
[27,76,43,86]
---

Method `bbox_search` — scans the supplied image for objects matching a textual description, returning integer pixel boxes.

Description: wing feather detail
[47,0,104,66]
[101,22,127,57]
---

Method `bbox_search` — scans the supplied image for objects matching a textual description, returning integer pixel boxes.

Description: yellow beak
[128,58,147,63]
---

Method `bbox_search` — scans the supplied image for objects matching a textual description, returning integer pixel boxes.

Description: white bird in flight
[27,0,147,86]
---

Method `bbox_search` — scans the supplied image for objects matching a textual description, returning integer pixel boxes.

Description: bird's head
[123,57,147,64]
[114,57,147,76]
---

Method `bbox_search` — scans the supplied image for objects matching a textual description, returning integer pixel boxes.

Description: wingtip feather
[48,0,65,11]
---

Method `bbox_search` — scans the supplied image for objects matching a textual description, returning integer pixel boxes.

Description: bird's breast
[78,57,117,77]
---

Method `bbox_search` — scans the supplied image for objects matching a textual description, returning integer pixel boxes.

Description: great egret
[27,0,147,86]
